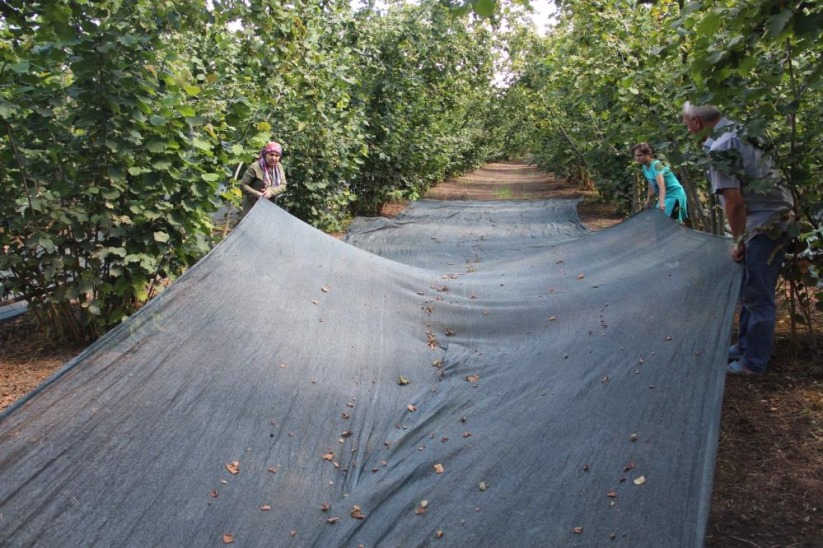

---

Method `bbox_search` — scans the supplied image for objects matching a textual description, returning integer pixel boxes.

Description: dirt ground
[1,162,820,546]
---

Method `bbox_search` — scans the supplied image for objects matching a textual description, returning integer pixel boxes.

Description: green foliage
[9,0,815,347]
[1,0,218,342]
[351,1,499,214]
[0,0,509,342]
[502,0,822,322]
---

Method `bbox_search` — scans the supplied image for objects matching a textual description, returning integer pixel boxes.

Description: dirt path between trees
[1,162,819,547]
[383,162,623,231]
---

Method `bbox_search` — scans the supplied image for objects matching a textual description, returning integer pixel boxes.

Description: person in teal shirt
[632,142,689,223]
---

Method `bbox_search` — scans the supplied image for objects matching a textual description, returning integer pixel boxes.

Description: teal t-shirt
[642,160,688,222]
[642,160,682,195]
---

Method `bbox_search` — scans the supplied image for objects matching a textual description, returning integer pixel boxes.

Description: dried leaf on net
[633,475,646,486]
[321,286,330,293]
[326,516,341,524]
[465,374,480,383]
[407,404,417,412]
[351,505,367,519]
[397,376,410,386]
[434,463,444,474]
[260,505,271,511]
[225,461,239,475]
[322,452,335,461]
[223,533,235,544]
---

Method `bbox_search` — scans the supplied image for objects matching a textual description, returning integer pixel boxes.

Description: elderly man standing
[682,102,795,376]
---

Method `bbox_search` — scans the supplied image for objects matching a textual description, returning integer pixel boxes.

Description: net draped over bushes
[0,199,739,546]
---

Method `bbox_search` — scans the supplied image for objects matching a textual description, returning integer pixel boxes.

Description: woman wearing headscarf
[239,141,287,218]
[632,142,688,223]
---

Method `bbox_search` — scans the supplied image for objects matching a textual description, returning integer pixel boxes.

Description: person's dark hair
[631,142,655,156]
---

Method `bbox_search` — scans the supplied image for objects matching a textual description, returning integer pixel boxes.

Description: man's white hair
[682,101,721,120]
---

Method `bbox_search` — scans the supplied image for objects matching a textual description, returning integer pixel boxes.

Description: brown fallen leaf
[576,273,585,280]
[210,489,218,498]
[634,475,646,485]
[624,461,636,472]
[398,376,410,386]
[436,530,444,539]
[322,452,334,461]
[223,533,235,544]
[606,490,617,498]
[311,299,319,305]
[434,463,444,474]
[260,505,271,511]
[463,432,472,438]
[225,461,239,475]
[548,316,557,321]
[290,530,297,537]
[321,286,330,293]
[351,505,367,519]
[326,516,341,524]
[573,527,583,534]
[407,404,417,412]
[465,374,480,383]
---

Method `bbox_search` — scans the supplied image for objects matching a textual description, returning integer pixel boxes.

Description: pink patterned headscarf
[261,141,282,156]
[258,141,283,187]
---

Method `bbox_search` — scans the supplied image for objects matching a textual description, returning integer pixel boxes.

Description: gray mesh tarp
[0,199,739,546]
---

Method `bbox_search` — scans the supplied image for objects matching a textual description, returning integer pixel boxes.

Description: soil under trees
[1,162,820,547]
